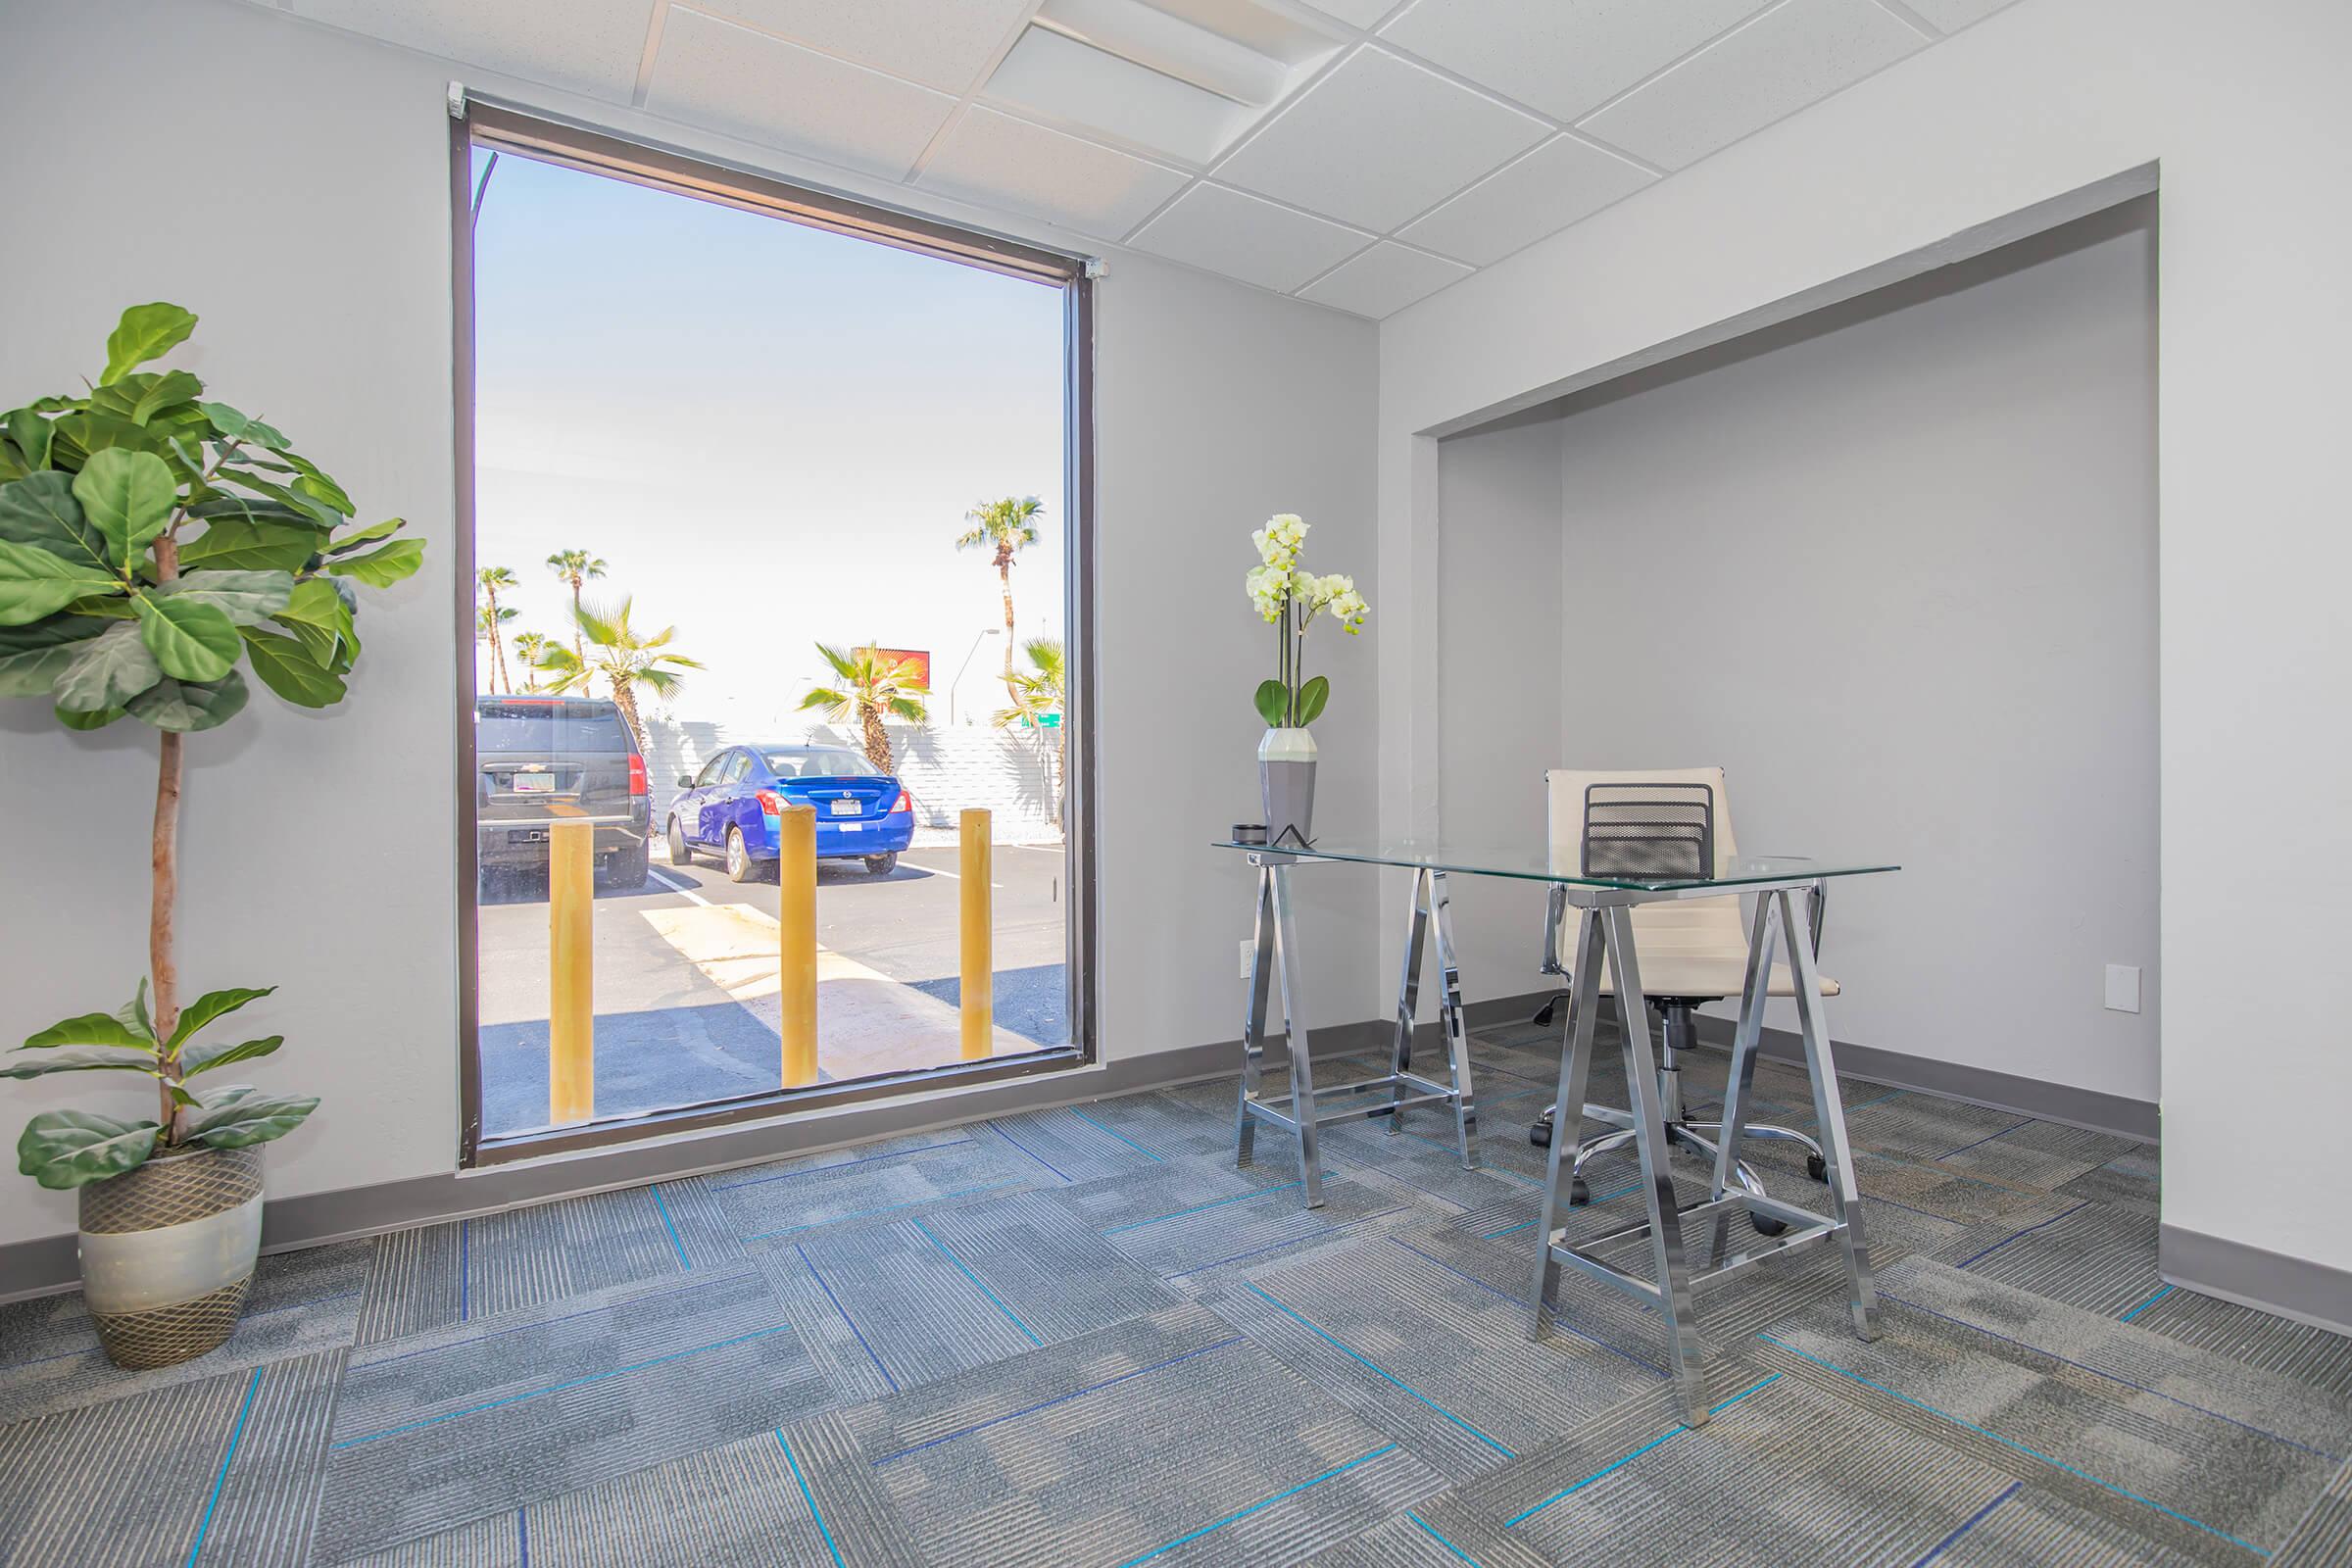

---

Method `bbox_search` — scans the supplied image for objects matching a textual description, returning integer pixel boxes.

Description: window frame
[451,98,1099,1167]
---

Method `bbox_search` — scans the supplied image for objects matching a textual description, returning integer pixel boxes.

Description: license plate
[838,821,860,832]
[511,773,555,794]
[828,799,859,816]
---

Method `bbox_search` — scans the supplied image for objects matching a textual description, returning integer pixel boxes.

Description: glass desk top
[1211,840,1898,893]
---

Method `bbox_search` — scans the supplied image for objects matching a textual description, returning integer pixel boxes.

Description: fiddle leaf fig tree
[1,303,421,1189]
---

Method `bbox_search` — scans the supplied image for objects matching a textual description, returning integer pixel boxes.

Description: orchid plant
[1245,513,1368,729]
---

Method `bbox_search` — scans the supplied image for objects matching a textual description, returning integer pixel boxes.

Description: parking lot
[476,840,1069,1137]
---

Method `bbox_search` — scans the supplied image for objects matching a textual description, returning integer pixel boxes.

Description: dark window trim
[450,103,1099,1170]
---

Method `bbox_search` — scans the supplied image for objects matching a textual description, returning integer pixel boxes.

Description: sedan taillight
[889,789,911,814]
[627,755,648,797]
[756,789,787,815]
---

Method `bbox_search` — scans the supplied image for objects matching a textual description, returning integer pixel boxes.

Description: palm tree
[799,642,929,774]
[512,630,553,694]
[476,602,517,693]
[994,637,1067,828]
[545,549,608,676]
[535,598,701,753]
[955,497,1043,694]
[475,565,518,693]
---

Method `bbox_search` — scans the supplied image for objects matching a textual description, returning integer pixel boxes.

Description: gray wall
[0,0,1379,1252]
[1514,200,2160,1102]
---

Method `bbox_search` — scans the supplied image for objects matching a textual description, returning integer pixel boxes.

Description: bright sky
[469,148,1067,730]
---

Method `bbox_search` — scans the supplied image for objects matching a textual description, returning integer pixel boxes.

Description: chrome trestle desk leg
[1237,858,1481,1208]
[1779,886,1879,1340]
[1532,907,1605,1337]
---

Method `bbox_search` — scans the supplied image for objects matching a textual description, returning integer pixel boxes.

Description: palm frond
[886,695,927,722]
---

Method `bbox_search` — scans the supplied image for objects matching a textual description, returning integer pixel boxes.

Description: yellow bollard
[548,819,595,1125]
[960,808,992,1060]
[778,805,818,1088]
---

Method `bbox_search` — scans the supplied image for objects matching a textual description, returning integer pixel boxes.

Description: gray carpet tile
[917,1186,1181,1342]
[0,1238,368,1425]
[979,1105,1173,1184]
[817,1299,1447,1567]
[708,1129,1039,1244]
[1099,1170,1446,1291]
[2056,1143,2162,1208]
[1930,1195,2165,1317]
[1208,1233,1656,1481]
[338,1419,924,1568]
[1298,1506,1554,1568]
[312,1265,845,1562]
[356,1221,464,1347]
[2278,1456,2352,1567]
[0,1346,344,1568]
[2128,1285,2352,1401]
[1755,1256,2352,1560]
[1064,1087,1260,1163]
[1935,1119,2148,1192]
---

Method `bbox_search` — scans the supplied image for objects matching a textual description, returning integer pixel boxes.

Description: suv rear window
[475,701,633,755]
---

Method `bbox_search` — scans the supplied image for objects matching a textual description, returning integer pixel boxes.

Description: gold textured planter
[77,1144,264,1369]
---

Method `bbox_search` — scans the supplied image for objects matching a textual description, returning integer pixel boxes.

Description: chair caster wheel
[1807,1153,1829,1182]
[1530,1112,1552,1150]
[1751,1210,1788,1237]
[1568,1176,1589,1206]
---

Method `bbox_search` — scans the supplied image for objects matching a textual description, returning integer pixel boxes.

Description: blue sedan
[665,744,914,882]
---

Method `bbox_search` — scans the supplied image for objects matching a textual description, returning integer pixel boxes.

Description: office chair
[1528,768,1834,1235]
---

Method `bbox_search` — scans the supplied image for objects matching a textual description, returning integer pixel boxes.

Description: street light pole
[949,627,1001,725]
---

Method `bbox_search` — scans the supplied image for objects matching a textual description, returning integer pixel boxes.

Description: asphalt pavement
[474,840,1070,1137]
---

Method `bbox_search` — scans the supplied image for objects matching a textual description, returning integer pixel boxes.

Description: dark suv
[474,696,652,889]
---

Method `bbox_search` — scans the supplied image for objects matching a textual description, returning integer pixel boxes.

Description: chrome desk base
[1237,857,1478,1207]
[1530,885,1879,1426]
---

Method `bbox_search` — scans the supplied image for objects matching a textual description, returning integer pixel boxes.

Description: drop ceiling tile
[1215,47,1547,232]
[288,0,654,102]
[1297,242,1471,318]
[918,108,1191,239]
[646,8,957,178]
[1129,183,1374,295]
[1399,135,1653,266]
[689,0,1035,92]
[1578,0,1928,172]
[1902,0,2022,31]
[1378,0,1770,122]
[1286,0,1400,26]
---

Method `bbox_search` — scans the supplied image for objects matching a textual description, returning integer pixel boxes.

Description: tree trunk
[569,579,587,692]
[485,585,509,693]
[858,700,892,775]
[151,532,186,1142]
[609,673,646,755]
[996,551,1017,702]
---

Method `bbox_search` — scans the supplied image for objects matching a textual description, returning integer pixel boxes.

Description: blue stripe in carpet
[515,1507,529,1567]
[350,1274,743,1371]
[1936,1117,2037,1160]
[1910,1481,2020,1567]
[779,1431,846,1568]
[1756,1332,2269,1556]
[1116,1445,1398,1567]
[1880,1291,2338,1459]
[1068,1107,1163,1160]
[1407,1510,1481,1564]
[1952,1200,2093,1270]
[912,1217,1040,1346]
[1504,1374,1778,1528]
[2119,1284,2174,1322]
[871,1337,1244,1466]
[1385,1237,1664,1379]
[990,1123,1073,1182]
[185,1366,263,1567]
[1480,1183,1638,1238]
[459,1219,470,1322]
[1164,1208,1409,1279]
[713,1139,975,1192]
[1100,1183,1302,1234]
[1245,1284,1513,1456]
[649,1184,691,1271]
[796,1245,898,1394]
[739,1181,1024,1242]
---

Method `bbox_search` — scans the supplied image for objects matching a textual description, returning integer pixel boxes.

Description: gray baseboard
[1686,1014,2159,1143]
[2160,1223,2352,1339]
[0,1015,1392,1305]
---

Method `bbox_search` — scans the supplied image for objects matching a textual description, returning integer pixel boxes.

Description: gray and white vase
[77,1144,264,1369]
[1258,726,1317,848]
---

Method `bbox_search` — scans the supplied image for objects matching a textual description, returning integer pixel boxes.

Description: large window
[453,106,1093,1161]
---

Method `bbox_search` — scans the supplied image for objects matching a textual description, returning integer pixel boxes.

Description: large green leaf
[159,569,294,627]
[56,702,126,730]
[178,515,317,574]
[24,1006,155,1051]
[1253,678,1288,728]
[214,468,339,529]
[325,516,405,556]
[18,1111,161,1190]
[187,1093,317,1150]
[0,1047,161,1080]
[52,620,162,712]
[1294,675,1330,727]
[0,614,104,698]
[73,449,176,567]
[0,540,119,626]
[0,473,108,568]
[166,985,274,1051]
[134,593,238,681]
[274,453,354,517]
[120,978,153,1042]
[127,370,204,425]
[126,670,248,732]
[101,303,198,386]
[180,1035,282,1076]
[194,403,286,451]
[270,577,349,664]
[327,538,424,588]
[241,628,347,707]
[6,408,53,470]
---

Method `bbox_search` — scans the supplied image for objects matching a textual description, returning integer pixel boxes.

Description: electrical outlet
[1240,938,1255,980]
[2104,964,2142,1014]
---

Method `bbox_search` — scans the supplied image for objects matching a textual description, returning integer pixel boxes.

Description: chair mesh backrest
[1583,783,1714,881]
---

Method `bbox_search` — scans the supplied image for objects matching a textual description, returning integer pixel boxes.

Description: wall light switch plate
[2104,963,2142,1014]
[1240,938,1255,980]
